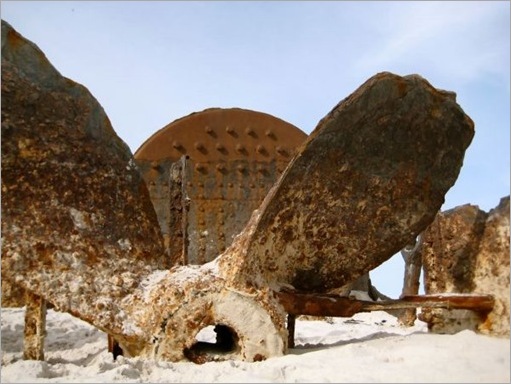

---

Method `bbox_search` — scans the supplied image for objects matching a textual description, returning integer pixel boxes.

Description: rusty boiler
[134,108,307,266]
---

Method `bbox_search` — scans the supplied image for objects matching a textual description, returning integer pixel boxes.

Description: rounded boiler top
[134,108,307,162]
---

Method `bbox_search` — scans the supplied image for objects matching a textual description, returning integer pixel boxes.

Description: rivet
[216,143,226,152]
[198,182,204,188]
[187,182,193,187]
[236,144,246,154]
[228,182,234,188]
[199,219,206,225]
[237,164,246,172]
[226,126,235,134]
[151,161,159,169]
[256,145,267,155]
[198,194,205,199]
[172,140,182,149]
[216,163,226,172]
[205,125,213,134]
[250,183,255,188]
[265,129,276,139]
[245,126,255,136]
[219,207,224,213]
[276,146,288,156]
[194,142,205,150]
[195,163,207,173]
[199,207,205,212]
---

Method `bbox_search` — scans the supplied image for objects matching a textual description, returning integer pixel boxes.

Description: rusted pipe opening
[183,324,240,364]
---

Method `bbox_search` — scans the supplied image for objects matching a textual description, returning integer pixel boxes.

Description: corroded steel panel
[220,72,475,293]
[182,158,283,264]
[1,20,168,339]
[134,108,307,265]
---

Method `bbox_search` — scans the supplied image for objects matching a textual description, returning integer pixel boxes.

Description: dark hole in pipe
[183,324,239,364]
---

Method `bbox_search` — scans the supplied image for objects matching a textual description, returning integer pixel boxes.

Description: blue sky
[2,1,509,298]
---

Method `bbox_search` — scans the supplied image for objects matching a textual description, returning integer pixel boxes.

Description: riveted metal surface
[134,108,307,264]
[135,108,304,163]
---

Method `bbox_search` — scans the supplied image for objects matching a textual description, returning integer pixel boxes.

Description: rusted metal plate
[420,196,510,336]
[1,20,168,343]
[134,108,307,265]
[220,72,475,294]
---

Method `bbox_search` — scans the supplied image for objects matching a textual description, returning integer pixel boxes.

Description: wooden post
[23,291,47,360]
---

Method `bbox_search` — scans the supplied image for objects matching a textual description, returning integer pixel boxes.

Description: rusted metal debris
[219,72,475,294]
[420,196,510,336]
[279,290,494,347]
[277,290,494,318]
[122,71,476,362]
[1,19,168,346]
[104,109,307,356]
[2,19,491,364]
[134,108,307,265]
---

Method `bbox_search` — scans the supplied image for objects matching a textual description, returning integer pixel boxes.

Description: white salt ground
[1,307,509,383]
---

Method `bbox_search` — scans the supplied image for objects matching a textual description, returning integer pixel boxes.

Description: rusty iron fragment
[123,71,475,361]
[277,290,366,317]
[219,71,475,294]
[1,20,168,351]
[1,20,479,363]
[280,290,494,347]
[420,196,510,336]
[277,290,494,318]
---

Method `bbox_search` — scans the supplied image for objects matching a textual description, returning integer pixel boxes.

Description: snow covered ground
[1,307,509,383]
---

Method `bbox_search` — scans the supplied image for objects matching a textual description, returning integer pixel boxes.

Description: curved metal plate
[134,108,307,265]
[221,72,475,293]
